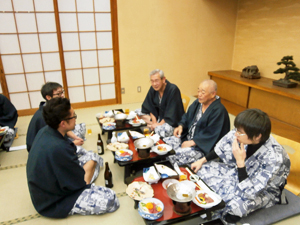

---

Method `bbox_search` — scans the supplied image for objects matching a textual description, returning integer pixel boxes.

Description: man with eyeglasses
[27,98,119,218]
[164,79,230,165]
[26,82,85,152]
[139,69,185,137]
[191,109,290,224]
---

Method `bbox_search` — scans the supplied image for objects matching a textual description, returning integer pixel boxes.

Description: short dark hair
[234,108,271,143]
[43,98,71,130]
[41,82,62,100]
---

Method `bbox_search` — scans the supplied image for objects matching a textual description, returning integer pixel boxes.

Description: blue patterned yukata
[197,130,290,220]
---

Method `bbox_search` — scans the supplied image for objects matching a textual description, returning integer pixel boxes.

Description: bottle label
[105,180,108,185]
[97,146,103,154]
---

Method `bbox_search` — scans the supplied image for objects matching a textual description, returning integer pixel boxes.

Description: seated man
[26,82,85,152]
[27,98,119,218]
[0,94,18,142]
[191,109,290,223]
[165,79,230,165]
[139,69,185,137]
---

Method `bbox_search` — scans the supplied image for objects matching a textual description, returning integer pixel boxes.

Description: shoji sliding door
[0,0,120,116]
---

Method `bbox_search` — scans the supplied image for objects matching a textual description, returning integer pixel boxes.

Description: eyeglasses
[234,128,247,137]
[65,113,77,120]
[53,89,65,97]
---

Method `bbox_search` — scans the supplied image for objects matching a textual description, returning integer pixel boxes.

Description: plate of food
[117,132,129,143]
[0,126,8,135]
[129,130,145,139]
[138,198,164,220]
[102,122,116,130]
[193,190,222,209]
[154,164,178,179]
[152,144,172,155]
[143,166,160,184]
[115,149,133,161]
[126,181,154,201]
[126,111,137,120]
[99,117,115,124]
[107,142,129,151]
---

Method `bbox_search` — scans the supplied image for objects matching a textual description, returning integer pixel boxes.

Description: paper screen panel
[80,32,96,50]
[99,67,114,83]
[2,55,24,74]
[10,93,31,110]
[77,0,93,12]
[29,91,44,108]
[85,85,100,101]
[26,73,45,91]
[62,33,79,50]
[95,13,112,31]
[95,0,111,12]
[66,69,83,86]
[13,0,34,11]
[101,83,115,100]
[6,74,27,93]
[68,86,85,103]
[15,13,37,33]
[34,0,54,11]
[78,13,95,31]
[36,13,57,32]
[39,33,59,52]
[45,71,63,84]
[0,13,16,33]
[64,51,81,69]
[59,13,78,32]
[98,50,113,66]
[83,68,99,85]
[97,32,112,49]
[19,34,40,53]
[42,53,61,71]
[58,0,76,11]
[0,0,13,11]
[23,54,43,72]
[81,50,98,68]
[0,34,20,54]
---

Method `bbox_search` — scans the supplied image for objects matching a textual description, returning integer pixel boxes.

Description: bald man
[164,80,230,166]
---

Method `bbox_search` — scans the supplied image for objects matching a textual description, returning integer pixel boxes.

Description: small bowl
[115,113,127,120]
[129,120,141,127]
[143,167,161,184]
[102,122,116,130]
[138,198,164,220]
[152,144,172,155]
[162,179,180,189]
[115,149,133,161]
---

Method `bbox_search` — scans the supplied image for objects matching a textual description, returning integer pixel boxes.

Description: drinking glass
[125,109,130,115]
[143,128,150,136]
[87,129,92,135]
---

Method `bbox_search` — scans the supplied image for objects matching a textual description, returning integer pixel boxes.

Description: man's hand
[181,140,195,148]
[232,138,246,168]
[174,125,183,137]
[73,138,84,146]
[191,157,207,173]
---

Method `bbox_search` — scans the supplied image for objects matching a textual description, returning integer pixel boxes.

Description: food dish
[152,144,172,155]
[0,126,8,135]
[126,181,154,201]
[154,164,178,179]
[117,132,129,143]
[129,130,145,139]
[115,149,133,161]
[126,111,137,120]
[192,190,222,209]
[167,182,196,202]
[107,142,129,151]
[162,179,180,189]
[129,119,141,127]
[102,122,116,130]
[143,166,160,184]
[99,117,115,124]
[138,198,164,220]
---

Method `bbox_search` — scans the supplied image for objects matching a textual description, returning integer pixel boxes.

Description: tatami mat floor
[0,98,299,225]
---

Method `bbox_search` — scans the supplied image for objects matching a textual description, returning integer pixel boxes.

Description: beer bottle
[97,133,104,155]
[104,162,113,188]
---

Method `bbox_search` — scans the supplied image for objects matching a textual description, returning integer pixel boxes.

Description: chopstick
[185,167,202,190]
[150,131,154,136]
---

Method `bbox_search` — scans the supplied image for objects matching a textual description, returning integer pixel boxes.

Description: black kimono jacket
[0,94,18,128]
[179,97,230,155]
[27,126,89,218]
[142,80,184,127]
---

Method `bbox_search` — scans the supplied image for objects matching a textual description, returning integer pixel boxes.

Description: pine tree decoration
[273,55,300,88]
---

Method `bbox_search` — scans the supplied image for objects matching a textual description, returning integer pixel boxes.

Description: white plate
[143,166,160,184]
[126,181,154,201]
[107,142,129,151]
[154,164,178,178]
[193,190,222,209]
[117,132,129,143]
[129,120,142,127]
[129,130,145,139]
[152,144,172,155]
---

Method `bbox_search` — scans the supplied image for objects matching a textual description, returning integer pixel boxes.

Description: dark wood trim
[111,0,121,104]
[0,55,9,99]
[53,0,69,98]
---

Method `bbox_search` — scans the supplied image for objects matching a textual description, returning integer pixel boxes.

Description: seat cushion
[239,189,300,225]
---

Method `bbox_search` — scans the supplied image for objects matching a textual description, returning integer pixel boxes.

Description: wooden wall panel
[211,76,249,108]
[249,88,300,128]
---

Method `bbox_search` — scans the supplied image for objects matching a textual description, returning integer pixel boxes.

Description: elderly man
[140,69,185,137]
[165,79,230,165]
[26,82,85,152]
[191,109,290,223]
[27,98,119,218]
